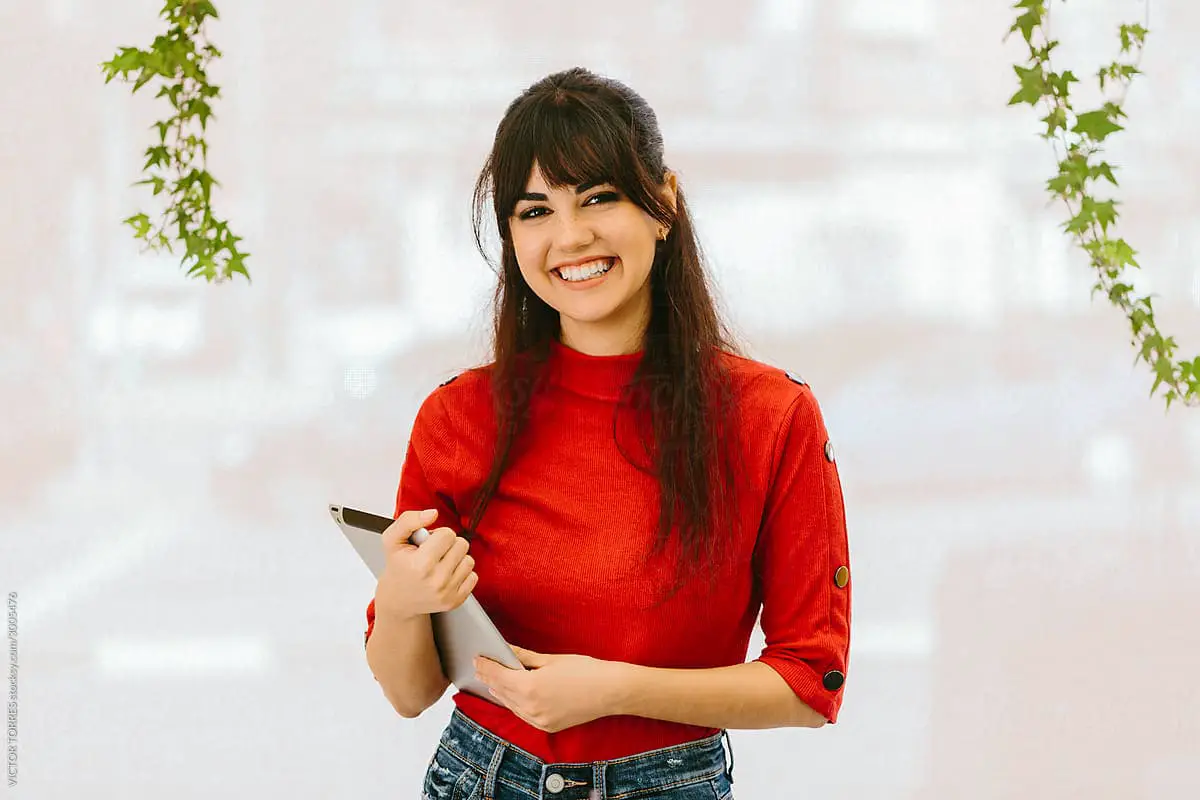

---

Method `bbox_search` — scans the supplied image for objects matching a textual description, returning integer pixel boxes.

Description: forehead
[522,162,610,194]
[523,162,551,190]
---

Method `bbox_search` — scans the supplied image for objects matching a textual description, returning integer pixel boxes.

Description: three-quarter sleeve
[753,387,852,723]
[364,389,463,646]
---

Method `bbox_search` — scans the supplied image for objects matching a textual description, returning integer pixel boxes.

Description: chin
[556,303,623,326]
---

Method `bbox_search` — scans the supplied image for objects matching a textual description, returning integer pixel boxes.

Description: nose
[552,211,596,252]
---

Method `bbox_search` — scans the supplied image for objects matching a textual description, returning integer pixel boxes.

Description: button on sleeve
[752,388,852,724]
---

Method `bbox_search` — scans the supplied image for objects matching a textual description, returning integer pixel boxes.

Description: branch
[1006,0,1196,409]
[100,0,250,284]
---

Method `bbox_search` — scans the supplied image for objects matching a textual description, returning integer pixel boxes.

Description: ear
[660,170,679,216]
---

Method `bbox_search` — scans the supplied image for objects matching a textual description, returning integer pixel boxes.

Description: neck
[547,337,643,402]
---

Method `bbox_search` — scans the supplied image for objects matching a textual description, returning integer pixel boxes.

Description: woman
[364,67,851,800]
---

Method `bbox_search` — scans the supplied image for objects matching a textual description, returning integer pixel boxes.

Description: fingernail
[421,509,437,520]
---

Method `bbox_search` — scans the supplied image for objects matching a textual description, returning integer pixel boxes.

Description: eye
[516,206,547,221]
[515,191,619,221]
[584,191,620,206]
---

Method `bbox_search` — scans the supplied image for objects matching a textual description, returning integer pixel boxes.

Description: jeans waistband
[438,708,732,800]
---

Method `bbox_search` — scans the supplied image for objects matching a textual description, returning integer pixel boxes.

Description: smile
[552,258,617,287]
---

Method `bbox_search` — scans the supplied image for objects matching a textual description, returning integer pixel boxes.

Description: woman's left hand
[474,646,629,733]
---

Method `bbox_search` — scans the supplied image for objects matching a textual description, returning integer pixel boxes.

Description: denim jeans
[422,708,736,800]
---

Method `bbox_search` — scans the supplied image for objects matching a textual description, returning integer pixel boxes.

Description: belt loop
[590,761,607,800]
[482,739,505,800]
[722,729,735,785]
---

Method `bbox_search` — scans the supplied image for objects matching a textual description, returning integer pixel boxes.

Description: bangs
[490,94,652,221]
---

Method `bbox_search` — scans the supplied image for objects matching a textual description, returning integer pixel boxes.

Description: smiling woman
[508,168,671,355]
[363,67,852,800]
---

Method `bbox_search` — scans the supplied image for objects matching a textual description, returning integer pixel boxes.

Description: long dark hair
[467,67,744,590]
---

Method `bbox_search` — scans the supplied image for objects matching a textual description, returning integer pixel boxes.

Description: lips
[552,257,618,288]
[550,255,618,272]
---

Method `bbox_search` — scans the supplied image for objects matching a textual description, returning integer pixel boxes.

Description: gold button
[834,566,849,588]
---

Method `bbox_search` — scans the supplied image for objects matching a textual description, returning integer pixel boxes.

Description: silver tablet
[329,504,524,703]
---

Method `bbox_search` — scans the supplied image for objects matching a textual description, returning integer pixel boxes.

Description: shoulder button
[785,370,807,387]
[437,374,460,388]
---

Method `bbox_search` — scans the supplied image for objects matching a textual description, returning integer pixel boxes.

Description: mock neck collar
[546,338,643,402]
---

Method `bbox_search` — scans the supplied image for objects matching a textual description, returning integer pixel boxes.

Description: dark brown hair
[467,67,744,590]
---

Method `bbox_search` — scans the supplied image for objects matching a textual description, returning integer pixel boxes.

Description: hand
[374,508,477,621]
[474,646,629,733]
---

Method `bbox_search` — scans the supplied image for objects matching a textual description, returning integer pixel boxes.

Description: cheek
[512,234,548,274]
[618,234,657,278]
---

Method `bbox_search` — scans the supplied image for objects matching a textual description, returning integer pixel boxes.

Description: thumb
[509,645,550,668]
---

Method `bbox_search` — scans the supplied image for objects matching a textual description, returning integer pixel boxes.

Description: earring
[657,226,668,241]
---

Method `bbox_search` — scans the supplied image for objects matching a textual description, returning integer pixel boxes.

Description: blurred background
[2,0,1200,797]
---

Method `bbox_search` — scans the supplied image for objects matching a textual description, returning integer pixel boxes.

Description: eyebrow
[517,177,610,203]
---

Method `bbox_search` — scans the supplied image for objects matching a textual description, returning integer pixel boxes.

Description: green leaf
[1095,239,1138,271]
[1089,198,1119,234]
[1151,356,1176,396]
[227,250,250,279]
[1009,10,1041,44]
[132,68,157,93]
[143,145,171,170]
[123,212,152,238]
[193,99,214,130]
[1073,110,1124,142]
[133,176,168,196]
[1008,64,1046,107]
[1032,39,1060,61]
[1048,70,1078,98]
[1040,106,1068,139]
[1090,162,1119,187]
[1101,101,1128,121]
[1120,23,1150,53]
[152,119,171,143]
[191,0,220,22]
[1106,282,1133,304]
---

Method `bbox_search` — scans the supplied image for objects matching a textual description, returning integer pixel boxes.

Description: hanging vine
[1007,0,1197,409]
[100,0,249,283]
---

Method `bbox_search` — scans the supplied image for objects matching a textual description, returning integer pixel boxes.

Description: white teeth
[558,258,615,282]
[560,259,610,280]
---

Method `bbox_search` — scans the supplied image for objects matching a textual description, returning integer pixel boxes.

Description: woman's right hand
[374,508,478,621]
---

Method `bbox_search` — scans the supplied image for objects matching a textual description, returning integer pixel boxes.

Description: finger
[484,682,518,713]
[416,527,459,570]
[474,660,498,695]
[445,553,475,591]
[476,655,518,688]
[509,646,548,668]
[382,509,437,549]
[453,571,479,606]
[474,655,504,678]
[431,536,471,587]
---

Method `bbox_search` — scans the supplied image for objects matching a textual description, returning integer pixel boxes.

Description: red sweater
[365,339,851,762]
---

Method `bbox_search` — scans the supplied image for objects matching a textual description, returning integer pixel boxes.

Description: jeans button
[545,773,565,793]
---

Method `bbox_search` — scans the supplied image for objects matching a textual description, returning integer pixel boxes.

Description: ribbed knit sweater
[365,338,851,762]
